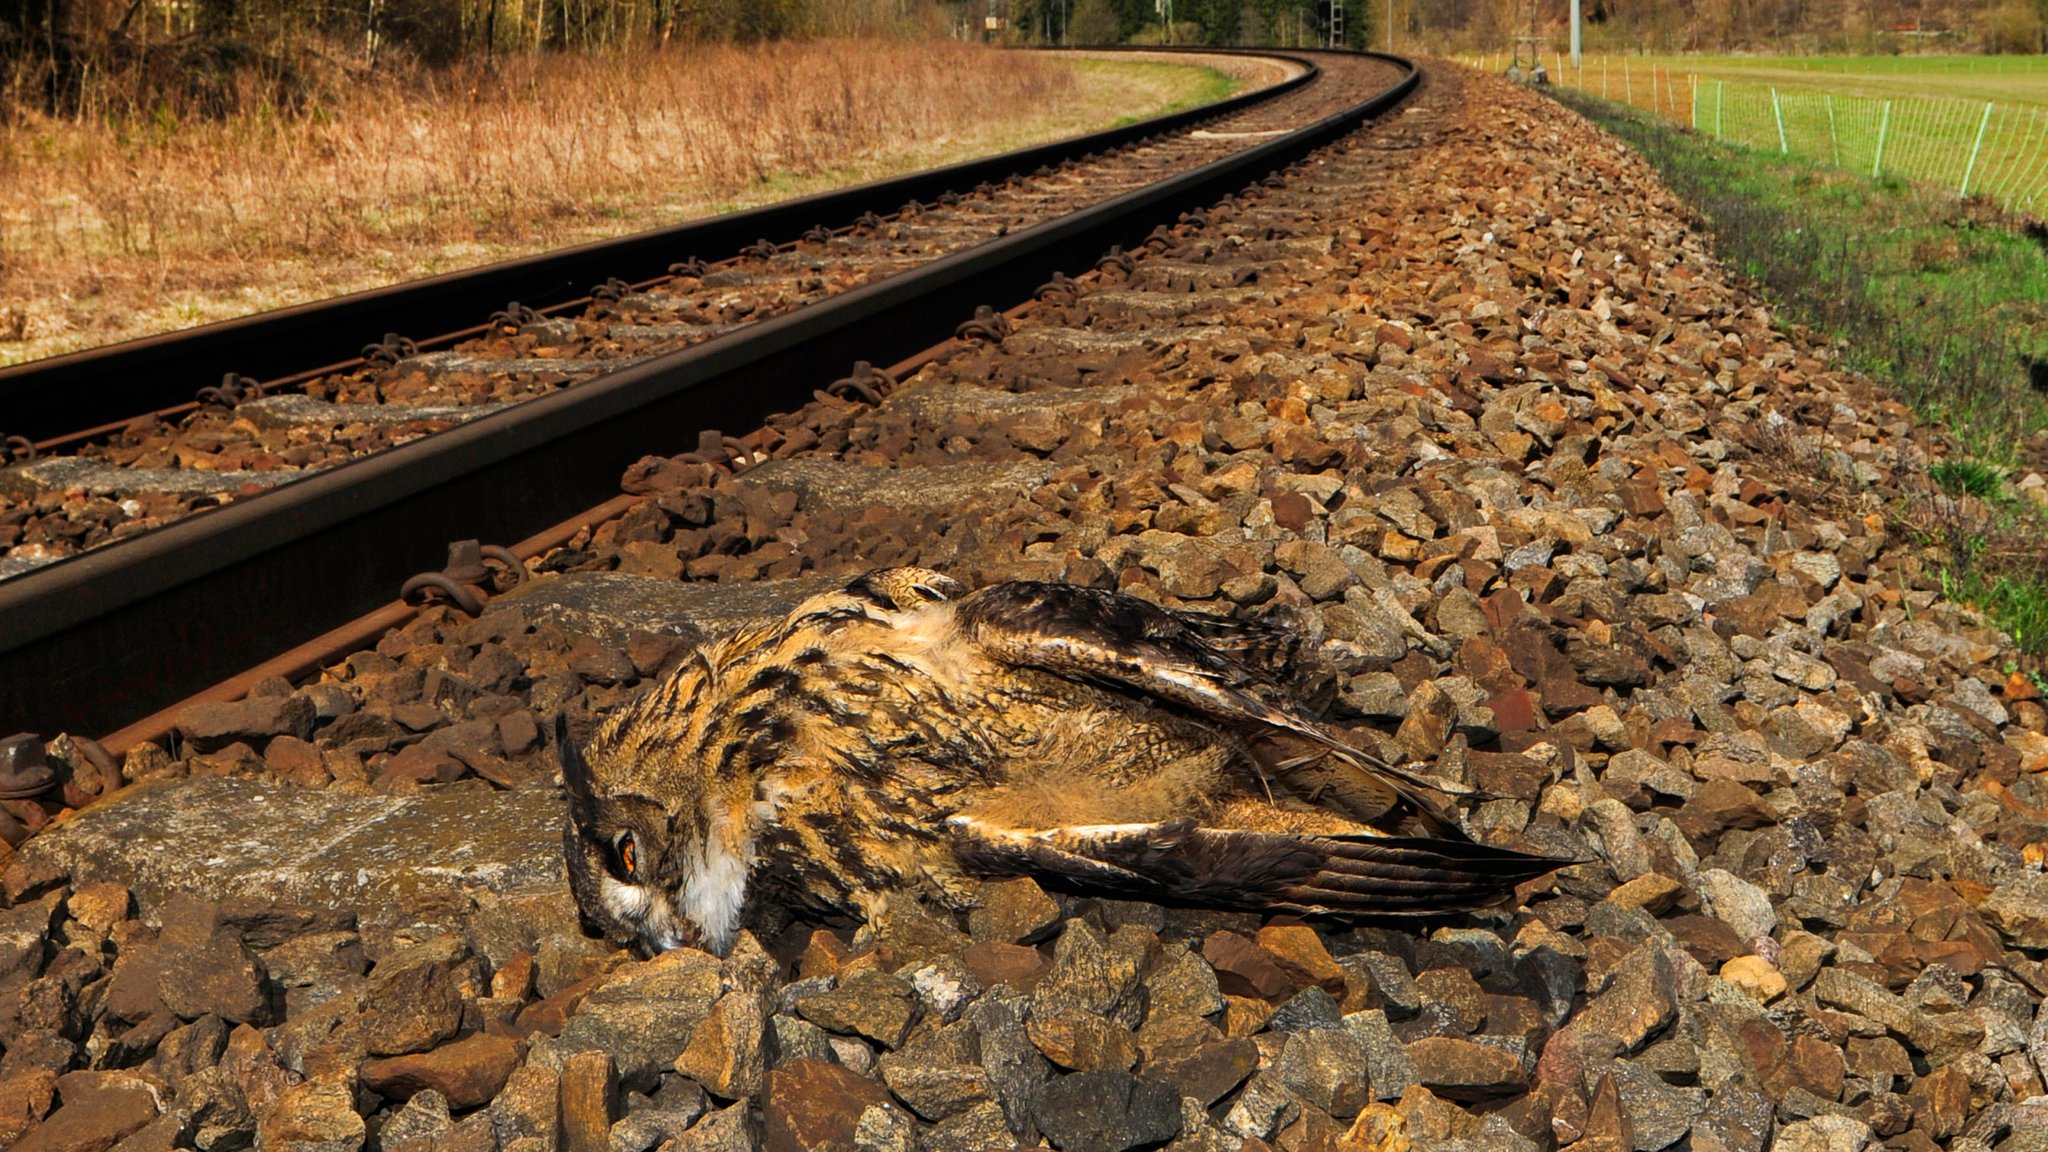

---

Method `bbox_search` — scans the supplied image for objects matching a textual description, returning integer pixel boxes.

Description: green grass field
[1552,87,2048,647]
[1468,52,2048,213]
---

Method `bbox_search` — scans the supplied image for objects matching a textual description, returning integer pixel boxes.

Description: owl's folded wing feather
[946,815,1567,916]
[954,580,1469,832]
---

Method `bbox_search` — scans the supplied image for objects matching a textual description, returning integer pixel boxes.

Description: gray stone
[253,1079,364,1152]
[792,971,917,1050]
[1694,869,1777,943]
[1770,1114,1870,1152]
[1343,1009,1416,1100]
[1561,941,1677,1057]
[1602,1059,1707,1151]
[1266,986,1343,1032]
[920,1101,1016,1152]
[875,1057,990,1122]
[1690,1081,1773,1152]
[1812,967,1982,1063]
[1035,920,1145,1028]
[1982,875,2048,949]
[531,950,722,1093]
[1273,1028,1370,1119]
[1341,951,1420,1018]
[377,1089,451,1152]
[1221,1069,1301,1140]
[1143,949,1224,1021]
[966,990,1051,1144]
[1032,1071,1180,1152]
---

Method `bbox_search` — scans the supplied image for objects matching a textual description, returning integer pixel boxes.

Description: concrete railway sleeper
[0,50,1418,741]
[0,51,1393,582]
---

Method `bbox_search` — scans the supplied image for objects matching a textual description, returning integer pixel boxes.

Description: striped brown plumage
[559,567,1568,955]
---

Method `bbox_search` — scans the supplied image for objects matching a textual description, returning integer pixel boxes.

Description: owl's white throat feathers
[680,835,752,954]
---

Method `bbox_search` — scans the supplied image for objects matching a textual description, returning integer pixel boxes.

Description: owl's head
[558,712,753,957]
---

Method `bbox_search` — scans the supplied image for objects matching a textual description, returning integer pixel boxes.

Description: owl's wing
[947,815,1566,916]
[954,580,1467,833]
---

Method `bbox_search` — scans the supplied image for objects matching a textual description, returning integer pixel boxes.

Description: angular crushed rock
[6,60,2047,1152]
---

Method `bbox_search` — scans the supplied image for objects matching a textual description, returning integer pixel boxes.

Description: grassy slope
[1555,88,2048,647]
[0,52,1242,367]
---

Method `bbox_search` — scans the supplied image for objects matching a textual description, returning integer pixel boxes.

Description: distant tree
[1071,0,1124,41]
[1986,0,2046,46]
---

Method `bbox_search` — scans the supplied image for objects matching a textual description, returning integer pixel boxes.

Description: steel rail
[0,49,1314,444]
[0,49,1419,740]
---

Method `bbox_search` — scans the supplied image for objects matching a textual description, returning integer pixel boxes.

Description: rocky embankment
[2,64,2043,1152]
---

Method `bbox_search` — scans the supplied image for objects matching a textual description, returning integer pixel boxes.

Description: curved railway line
[0,48,1416,742]
[5,47,2046,1152]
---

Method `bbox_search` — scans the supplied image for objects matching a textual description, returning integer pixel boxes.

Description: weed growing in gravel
[1931,457,2007,499]
[1555,89,2048,649]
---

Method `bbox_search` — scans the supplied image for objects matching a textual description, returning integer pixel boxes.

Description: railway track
[7,54,2043,1152]
[0,49,1416,741]
[0,52,1329,577]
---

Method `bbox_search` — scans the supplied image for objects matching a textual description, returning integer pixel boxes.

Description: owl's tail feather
[948,816,1571,918]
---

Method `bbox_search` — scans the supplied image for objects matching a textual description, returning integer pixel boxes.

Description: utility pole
[1386,0,1393,50]
[1569,0,1581,67]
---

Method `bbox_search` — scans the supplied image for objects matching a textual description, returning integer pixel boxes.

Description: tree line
[5,0,2039,118]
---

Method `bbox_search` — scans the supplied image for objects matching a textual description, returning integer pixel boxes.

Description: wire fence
[1460,53,2048,215]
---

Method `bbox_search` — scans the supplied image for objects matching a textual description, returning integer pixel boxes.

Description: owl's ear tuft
[557,713,597,805]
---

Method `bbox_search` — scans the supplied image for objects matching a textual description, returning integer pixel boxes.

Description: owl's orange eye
[617,834,637,877]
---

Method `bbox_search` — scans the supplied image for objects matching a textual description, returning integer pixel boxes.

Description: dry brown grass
[0,41,1228,366]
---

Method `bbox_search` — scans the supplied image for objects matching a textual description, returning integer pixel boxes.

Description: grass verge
[0,44,1244,366]
[1553,88,2048,649]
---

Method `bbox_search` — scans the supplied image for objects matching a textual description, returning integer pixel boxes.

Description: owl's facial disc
[558,716,704,956]
[562,806,702,956]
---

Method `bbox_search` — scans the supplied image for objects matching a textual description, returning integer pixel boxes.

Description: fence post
[1826,94,1838,167]
[1873,99,1890,176]
[1961,102,1993,197]
[1624,60,1631,104]
[1690,73,1698,129]
[1717,80,1724,137]
[1771,87,1787,153]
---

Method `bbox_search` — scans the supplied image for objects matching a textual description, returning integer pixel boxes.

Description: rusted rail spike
[1095,245,1137,276]
[803,226,835,244]
[0,733,56,802]
[853,212,886,231]
[1034,273,1080,305]
[399,539,529,617]
[489,302,544,332]
[590,277,632,302]
[2,435,35,464]
[1181,209,1210,228]
[937,191,961,207]
[668,257,709,278]
[1142,225,1178,252]
[954,305,1012,344]
[823,361,897,406]
[973,181,999,197]
[674,428,755,473]
[899,200,926,217]
[194,373,266,409]
[741,238,780,260]
[360,333,419,367]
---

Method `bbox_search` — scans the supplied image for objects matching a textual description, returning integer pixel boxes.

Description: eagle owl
[561,567,1565,955]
